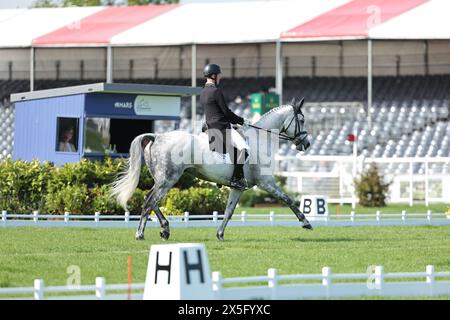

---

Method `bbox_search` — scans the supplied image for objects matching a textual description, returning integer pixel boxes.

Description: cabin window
[56,117,79,153]
[84,117,154,155]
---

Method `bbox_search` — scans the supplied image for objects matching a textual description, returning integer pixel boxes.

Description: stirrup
[230,177,247,190]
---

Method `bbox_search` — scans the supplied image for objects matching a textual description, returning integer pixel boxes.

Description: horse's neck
[251,106,288,131]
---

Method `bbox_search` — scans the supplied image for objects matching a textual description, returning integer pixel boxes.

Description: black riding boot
[230,149,248,190]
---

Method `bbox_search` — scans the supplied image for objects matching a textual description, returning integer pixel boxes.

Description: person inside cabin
[58,125,77,152]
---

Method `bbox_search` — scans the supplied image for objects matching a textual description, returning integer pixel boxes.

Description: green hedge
[0,157,225,215]
[161,187,229,215]
[0,157,293,215]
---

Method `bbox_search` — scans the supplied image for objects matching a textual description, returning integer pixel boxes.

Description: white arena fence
[1,265,449,300]
[1,210,450,228]
[276,156,450,207]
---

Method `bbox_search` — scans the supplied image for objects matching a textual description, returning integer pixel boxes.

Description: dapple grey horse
[110,98,313,241]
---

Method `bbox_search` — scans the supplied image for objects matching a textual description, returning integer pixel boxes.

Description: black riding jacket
[200,83,244,130]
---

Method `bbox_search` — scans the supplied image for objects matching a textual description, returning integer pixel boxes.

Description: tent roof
[111,0,347,45]
[33,5,178,46]
[0,9,27,23]
[0,0,449,48]
[369,0,450,39]
[281,0,428,41]
[0,7,102,48]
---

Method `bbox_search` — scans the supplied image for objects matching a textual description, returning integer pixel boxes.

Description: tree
[63,0,102,6]
[354,163,391,207]
[33,0,59,7]
[33,0,179,6]
[127,0,179,4]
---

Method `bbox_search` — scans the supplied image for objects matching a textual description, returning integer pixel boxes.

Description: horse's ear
[295,97,305,113]
[290,97,297,107]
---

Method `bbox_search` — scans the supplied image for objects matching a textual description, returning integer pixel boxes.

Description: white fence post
[426,210,432,223]
[184,211,189,223]
[94,212,100,224]
[95,277,106,300]
[401,210,406,223]
[64,211,70,223]
[426,265,435,296]
[376,210,381,223]
[1,210,6,222]
[375,266,384,293]
[33,210,39,223]
[241,210,246,223]
[268,268,278,300]
[409,160,413,207]
[34,279,44,300]
[269,211,275,225]
[425,159,429,207]
[125,211,130,223]
[350,211,355,224]
[212,271,222,299]
[213,211,218,223]
[322,266,332,299]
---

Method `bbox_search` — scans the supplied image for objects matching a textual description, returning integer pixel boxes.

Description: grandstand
[1,0,449,203]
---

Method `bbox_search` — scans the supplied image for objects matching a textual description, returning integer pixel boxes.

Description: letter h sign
[143,244,213,300]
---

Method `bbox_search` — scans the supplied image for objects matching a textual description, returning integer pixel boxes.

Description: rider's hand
[243,119,252,127]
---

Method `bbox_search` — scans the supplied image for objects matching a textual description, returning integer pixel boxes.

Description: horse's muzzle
[295,133,310,151]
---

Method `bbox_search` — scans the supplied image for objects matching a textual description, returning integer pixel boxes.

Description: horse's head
[282,97,310,151]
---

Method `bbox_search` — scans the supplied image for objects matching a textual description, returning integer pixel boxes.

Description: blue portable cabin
[10,83,201,165]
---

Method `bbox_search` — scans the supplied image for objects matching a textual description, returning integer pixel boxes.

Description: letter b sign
[300,195,329,221]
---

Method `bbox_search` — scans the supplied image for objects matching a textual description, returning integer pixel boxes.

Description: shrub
[44,184,90,214]
[161,187,229,215]
[0,157,54,213]
[127,188,148,215]
[90,185,122,214]
[239,188,276,207]
[354,163,391,207]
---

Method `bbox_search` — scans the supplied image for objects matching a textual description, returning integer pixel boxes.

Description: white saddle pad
[230,128,250,151]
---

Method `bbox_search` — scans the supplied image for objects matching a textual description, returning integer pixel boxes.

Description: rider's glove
[243,118,252,127]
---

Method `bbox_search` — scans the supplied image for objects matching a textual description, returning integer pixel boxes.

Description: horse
[110,97,313,241]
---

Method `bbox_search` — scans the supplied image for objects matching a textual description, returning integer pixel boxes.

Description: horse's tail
[109,133,156,210]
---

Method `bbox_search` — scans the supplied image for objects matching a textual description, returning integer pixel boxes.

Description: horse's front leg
[217,189,243,241]
[259,180,312,230]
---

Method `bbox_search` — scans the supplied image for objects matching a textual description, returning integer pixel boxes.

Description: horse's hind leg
[153,206,170,240]
[135,187,155,240]
[150,184,174,240]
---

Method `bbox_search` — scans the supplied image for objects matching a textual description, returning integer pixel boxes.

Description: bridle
[247,105,308,144]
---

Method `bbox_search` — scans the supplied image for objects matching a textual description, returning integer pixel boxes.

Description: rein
[247,124,297,141]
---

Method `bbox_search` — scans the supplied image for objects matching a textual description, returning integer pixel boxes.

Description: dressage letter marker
[143,243,213,300]
[300,195,329,222]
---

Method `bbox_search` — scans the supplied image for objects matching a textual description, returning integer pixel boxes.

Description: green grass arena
[1,225,449,296]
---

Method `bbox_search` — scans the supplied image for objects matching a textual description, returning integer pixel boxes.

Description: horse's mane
[258,104,292,121]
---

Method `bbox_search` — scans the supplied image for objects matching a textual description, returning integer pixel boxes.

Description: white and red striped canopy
[0,0,448,48]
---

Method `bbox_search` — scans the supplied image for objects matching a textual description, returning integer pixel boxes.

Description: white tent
[0,7,102,48]
[370,0,450,39]
[111,0,348,45]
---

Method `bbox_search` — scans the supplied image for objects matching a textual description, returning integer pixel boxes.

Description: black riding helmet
[203,64,221,78]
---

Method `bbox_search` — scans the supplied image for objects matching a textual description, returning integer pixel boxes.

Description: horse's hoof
[302,223,313,230]
[216,232,224,241]
[160,230,170,241]
[135,233,145,240]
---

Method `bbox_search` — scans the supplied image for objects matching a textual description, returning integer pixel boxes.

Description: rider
[200,63,250,190]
